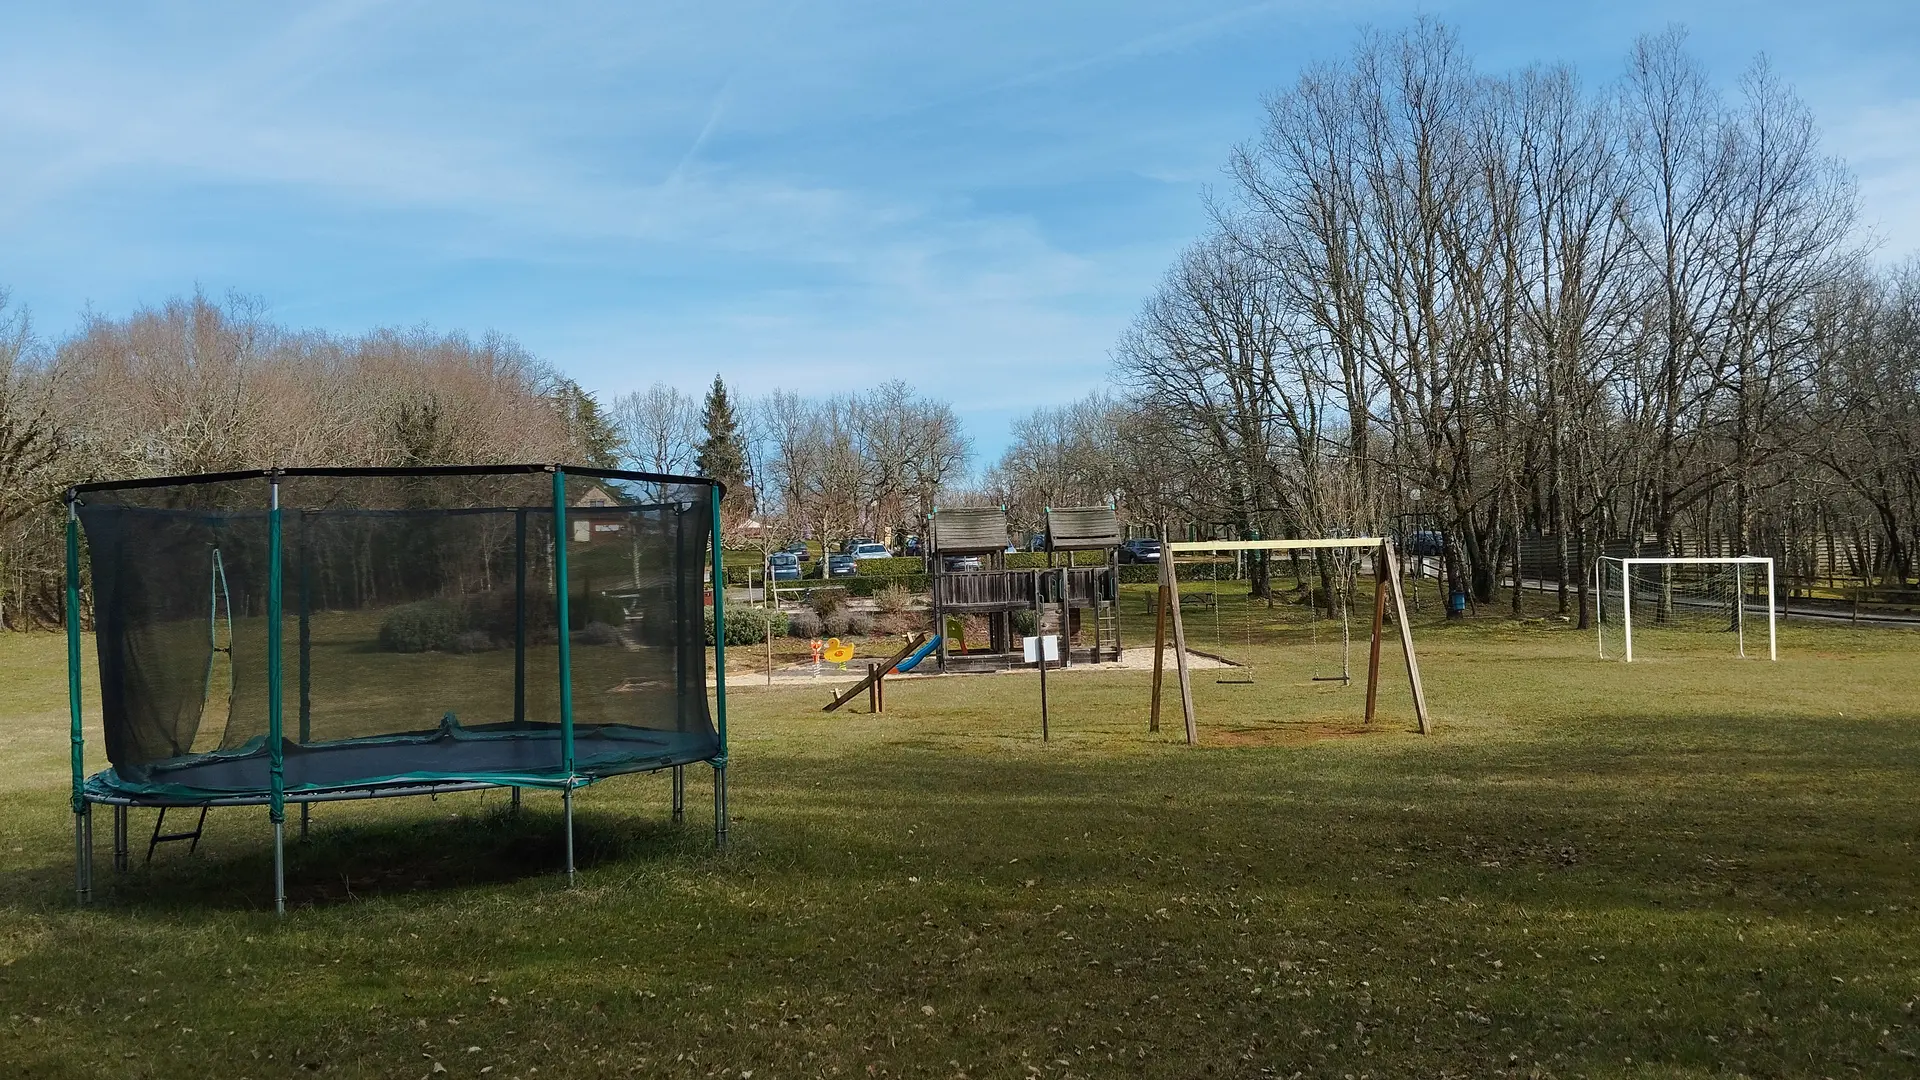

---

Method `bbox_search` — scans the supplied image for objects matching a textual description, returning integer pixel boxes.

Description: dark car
[1405,530,1446,556]
[1118,538,1162,564]
[767,552,802,581]
[824,553,858,578]
[902,534,923,557]
[778,540,809,559]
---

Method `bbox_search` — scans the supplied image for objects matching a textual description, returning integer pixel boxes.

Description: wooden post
[1149,581,1169,733]
[1365,541,1388,723]
[1380,541,1432,734]
[1037,637,1049,742]
[1166,554,1197,745]
[867,663,880,713]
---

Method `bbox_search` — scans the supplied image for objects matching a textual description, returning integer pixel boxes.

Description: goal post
[1149,537,1431,742]
[1594,555,1776,662]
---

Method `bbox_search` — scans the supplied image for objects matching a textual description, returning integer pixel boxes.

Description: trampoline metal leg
[300,803,310,842]
[272,819,286,917]
[74,807,92,905]
[671,765,685,824]
[112,806,129,874]
[713,764,728,851]
[563,785,576,886]
[511,786,521,813]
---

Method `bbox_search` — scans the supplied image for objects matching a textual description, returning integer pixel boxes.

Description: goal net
[1594,557,1776,661]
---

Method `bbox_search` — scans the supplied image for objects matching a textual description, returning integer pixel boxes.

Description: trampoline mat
[85,724,719,806]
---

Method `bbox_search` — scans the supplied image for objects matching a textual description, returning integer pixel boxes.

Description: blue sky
[2,1,1916,464]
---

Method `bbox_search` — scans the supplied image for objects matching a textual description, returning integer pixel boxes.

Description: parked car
[1025,532,1047,552]
[839,537,876,555]
[778,540,809,559]
[942,554,983,572]
[824,553,858,578]
[767,552,802,581]
[902,534,923,557]
[1118,538,1162,564]
[1405,530,1446,556]
[852,542,891,560]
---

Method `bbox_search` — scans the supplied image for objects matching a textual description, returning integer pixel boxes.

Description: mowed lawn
[1,611,1917,1079]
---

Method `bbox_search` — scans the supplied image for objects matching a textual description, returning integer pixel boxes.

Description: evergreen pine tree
[696,375,752,507]
[548,377,620,468]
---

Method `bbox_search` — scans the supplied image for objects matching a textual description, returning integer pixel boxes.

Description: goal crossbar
[1150,537,1430,742]
[1601,555,1773,566]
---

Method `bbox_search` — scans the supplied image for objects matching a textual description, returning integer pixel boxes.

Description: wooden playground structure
[929,505,1123,673]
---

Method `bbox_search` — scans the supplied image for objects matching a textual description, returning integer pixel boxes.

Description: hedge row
[1117,561,1253,584]
[855,557,926,577]
[1003,550,1110,569]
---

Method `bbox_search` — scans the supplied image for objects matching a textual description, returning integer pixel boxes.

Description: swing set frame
[1149,537,1432,744]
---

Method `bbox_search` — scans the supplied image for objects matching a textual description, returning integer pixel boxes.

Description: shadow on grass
[44,804,710,914]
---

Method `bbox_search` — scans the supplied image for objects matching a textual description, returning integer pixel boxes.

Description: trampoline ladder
[146,807,210,864]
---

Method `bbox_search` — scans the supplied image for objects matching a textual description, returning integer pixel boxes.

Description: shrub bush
[569,591,628,631]
[821,609,873,637]
[808,587,849,618]
[704,605,789,646]
[468,588,556,643]
[451,629,496,654]
[875,583,916,614]
[575,621,622,647]
[1011,608,1038,636]
[874,611,927,637]
[378,599,466,653]
[786,608,824,639]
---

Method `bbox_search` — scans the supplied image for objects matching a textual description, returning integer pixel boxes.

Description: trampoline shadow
[93,805,703,913]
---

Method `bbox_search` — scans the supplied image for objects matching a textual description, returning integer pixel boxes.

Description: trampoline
[64,464,730,913]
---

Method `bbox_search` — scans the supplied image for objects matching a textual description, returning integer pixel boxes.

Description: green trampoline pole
[710,484,728,851]
[513,506,526,813]
[267,474,286,916]
[66,495,91,905]
[298,509,312,842]
[552,467,576,885]
[513,508,527,728]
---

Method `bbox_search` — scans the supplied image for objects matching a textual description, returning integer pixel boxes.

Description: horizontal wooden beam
[1165,537,1386,554]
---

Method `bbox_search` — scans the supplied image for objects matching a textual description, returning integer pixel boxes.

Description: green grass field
[1,607,1917,1078]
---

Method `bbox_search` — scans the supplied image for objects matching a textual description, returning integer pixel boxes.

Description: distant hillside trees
[0,291,612,628]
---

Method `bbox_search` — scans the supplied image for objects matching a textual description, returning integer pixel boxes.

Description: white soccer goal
[1594,556,1776,662]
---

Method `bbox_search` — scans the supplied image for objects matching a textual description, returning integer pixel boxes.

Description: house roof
[1044,506,1122,551]
[929,506,1009,554]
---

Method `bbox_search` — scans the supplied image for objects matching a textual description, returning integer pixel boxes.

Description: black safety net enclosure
[65,464,730,911]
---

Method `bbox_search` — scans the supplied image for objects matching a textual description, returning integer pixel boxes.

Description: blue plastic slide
[892,635,942,673]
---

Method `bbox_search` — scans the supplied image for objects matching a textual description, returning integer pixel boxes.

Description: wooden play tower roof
[929,506,1010,555]
[1043,506,1122,551]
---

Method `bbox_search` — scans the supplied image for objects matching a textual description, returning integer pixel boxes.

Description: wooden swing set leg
[1365,543,1388,723]
[1149,584,1169,733]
